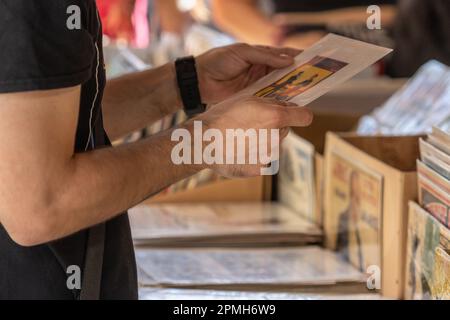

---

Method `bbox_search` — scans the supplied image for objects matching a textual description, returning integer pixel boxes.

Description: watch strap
[175,56,206,117]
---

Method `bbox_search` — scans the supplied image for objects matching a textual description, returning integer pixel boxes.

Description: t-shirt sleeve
[0,1,96,93]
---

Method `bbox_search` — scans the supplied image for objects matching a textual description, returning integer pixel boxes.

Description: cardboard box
[308,78,406,117]
[282,113,361,226]
[323,132,421,299]
[146,176,272,204]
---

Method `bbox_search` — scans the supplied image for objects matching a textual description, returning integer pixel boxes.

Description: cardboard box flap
[147,176,270,204]
[332,133,422,172]
[324,132,420,299]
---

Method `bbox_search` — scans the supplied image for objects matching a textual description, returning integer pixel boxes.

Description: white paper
[241,34,392,106]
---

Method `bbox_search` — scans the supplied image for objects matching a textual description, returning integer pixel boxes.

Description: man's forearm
[37,121,200,244]
[102,63,182,140]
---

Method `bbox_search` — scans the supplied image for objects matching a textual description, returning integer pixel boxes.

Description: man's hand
[102,43,300,140]
[196,95,313,177]
[196,44,301,104]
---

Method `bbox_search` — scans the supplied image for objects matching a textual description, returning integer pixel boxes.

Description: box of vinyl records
[404,202,450,300]
[417,127,450,229]
[279,112,361,226]
[323,132,421,299]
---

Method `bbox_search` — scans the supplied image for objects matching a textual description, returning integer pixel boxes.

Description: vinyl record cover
[325,151,383,273]
[429,126,450,154]
[254,56,348,101]
[417,160,450,228]
[278,132,316,221]
[136,246,365,288]
[405,202,450,300]
[432,247,450,300]
[419,138,450,180]
[129,202,322,246]
[243,34,392,106]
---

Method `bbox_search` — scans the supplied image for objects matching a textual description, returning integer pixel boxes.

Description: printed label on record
[255,56,348,102]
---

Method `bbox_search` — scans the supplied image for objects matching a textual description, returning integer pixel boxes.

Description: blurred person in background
[98,0,190,49]
[387,0,450,77]
[98,0,149,47]
[211,0,397,48]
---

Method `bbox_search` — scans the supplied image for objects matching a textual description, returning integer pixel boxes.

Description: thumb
[278,106,313,128]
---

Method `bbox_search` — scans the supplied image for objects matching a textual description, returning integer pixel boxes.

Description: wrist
[168,62,184,110]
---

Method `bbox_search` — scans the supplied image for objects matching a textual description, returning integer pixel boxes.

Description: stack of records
[136,246,366,291]
[418,127,450,229]
[405,126,450,299]
[129,202,322,247]
[357,60,450,135]
[139,288,383,300]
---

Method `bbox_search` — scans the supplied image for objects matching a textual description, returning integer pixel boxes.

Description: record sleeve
[324,151,384,273]
[136,246,365,289]
[241,34,392,106]
[129,202,322,247]
[405,202,450,300]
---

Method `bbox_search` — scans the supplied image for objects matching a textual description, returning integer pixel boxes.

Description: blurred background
[98,0,449,77]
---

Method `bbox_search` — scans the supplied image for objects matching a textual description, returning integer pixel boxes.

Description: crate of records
[277,75,405,227]
[278,113,361,227]
[405,127,450,300]
[323,60,450,299]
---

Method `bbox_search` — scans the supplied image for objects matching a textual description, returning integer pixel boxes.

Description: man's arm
[102,63,182,141]
[211,0,281,46]
[0,85,312,247]
[0,85,198,246]
[102,44,302,141]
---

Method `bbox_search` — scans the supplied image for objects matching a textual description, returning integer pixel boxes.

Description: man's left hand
[196,44,301,104]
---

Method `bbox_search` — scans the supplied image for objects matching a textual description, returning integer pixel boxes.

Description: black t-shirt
[0,0,137,299]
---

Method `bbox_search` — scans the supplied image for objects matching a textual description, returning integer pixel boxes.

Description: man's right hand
[196,96,313,177]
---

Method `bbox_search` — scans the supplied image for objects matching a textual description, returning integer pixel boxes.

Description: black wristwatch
[175,56,206,117]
